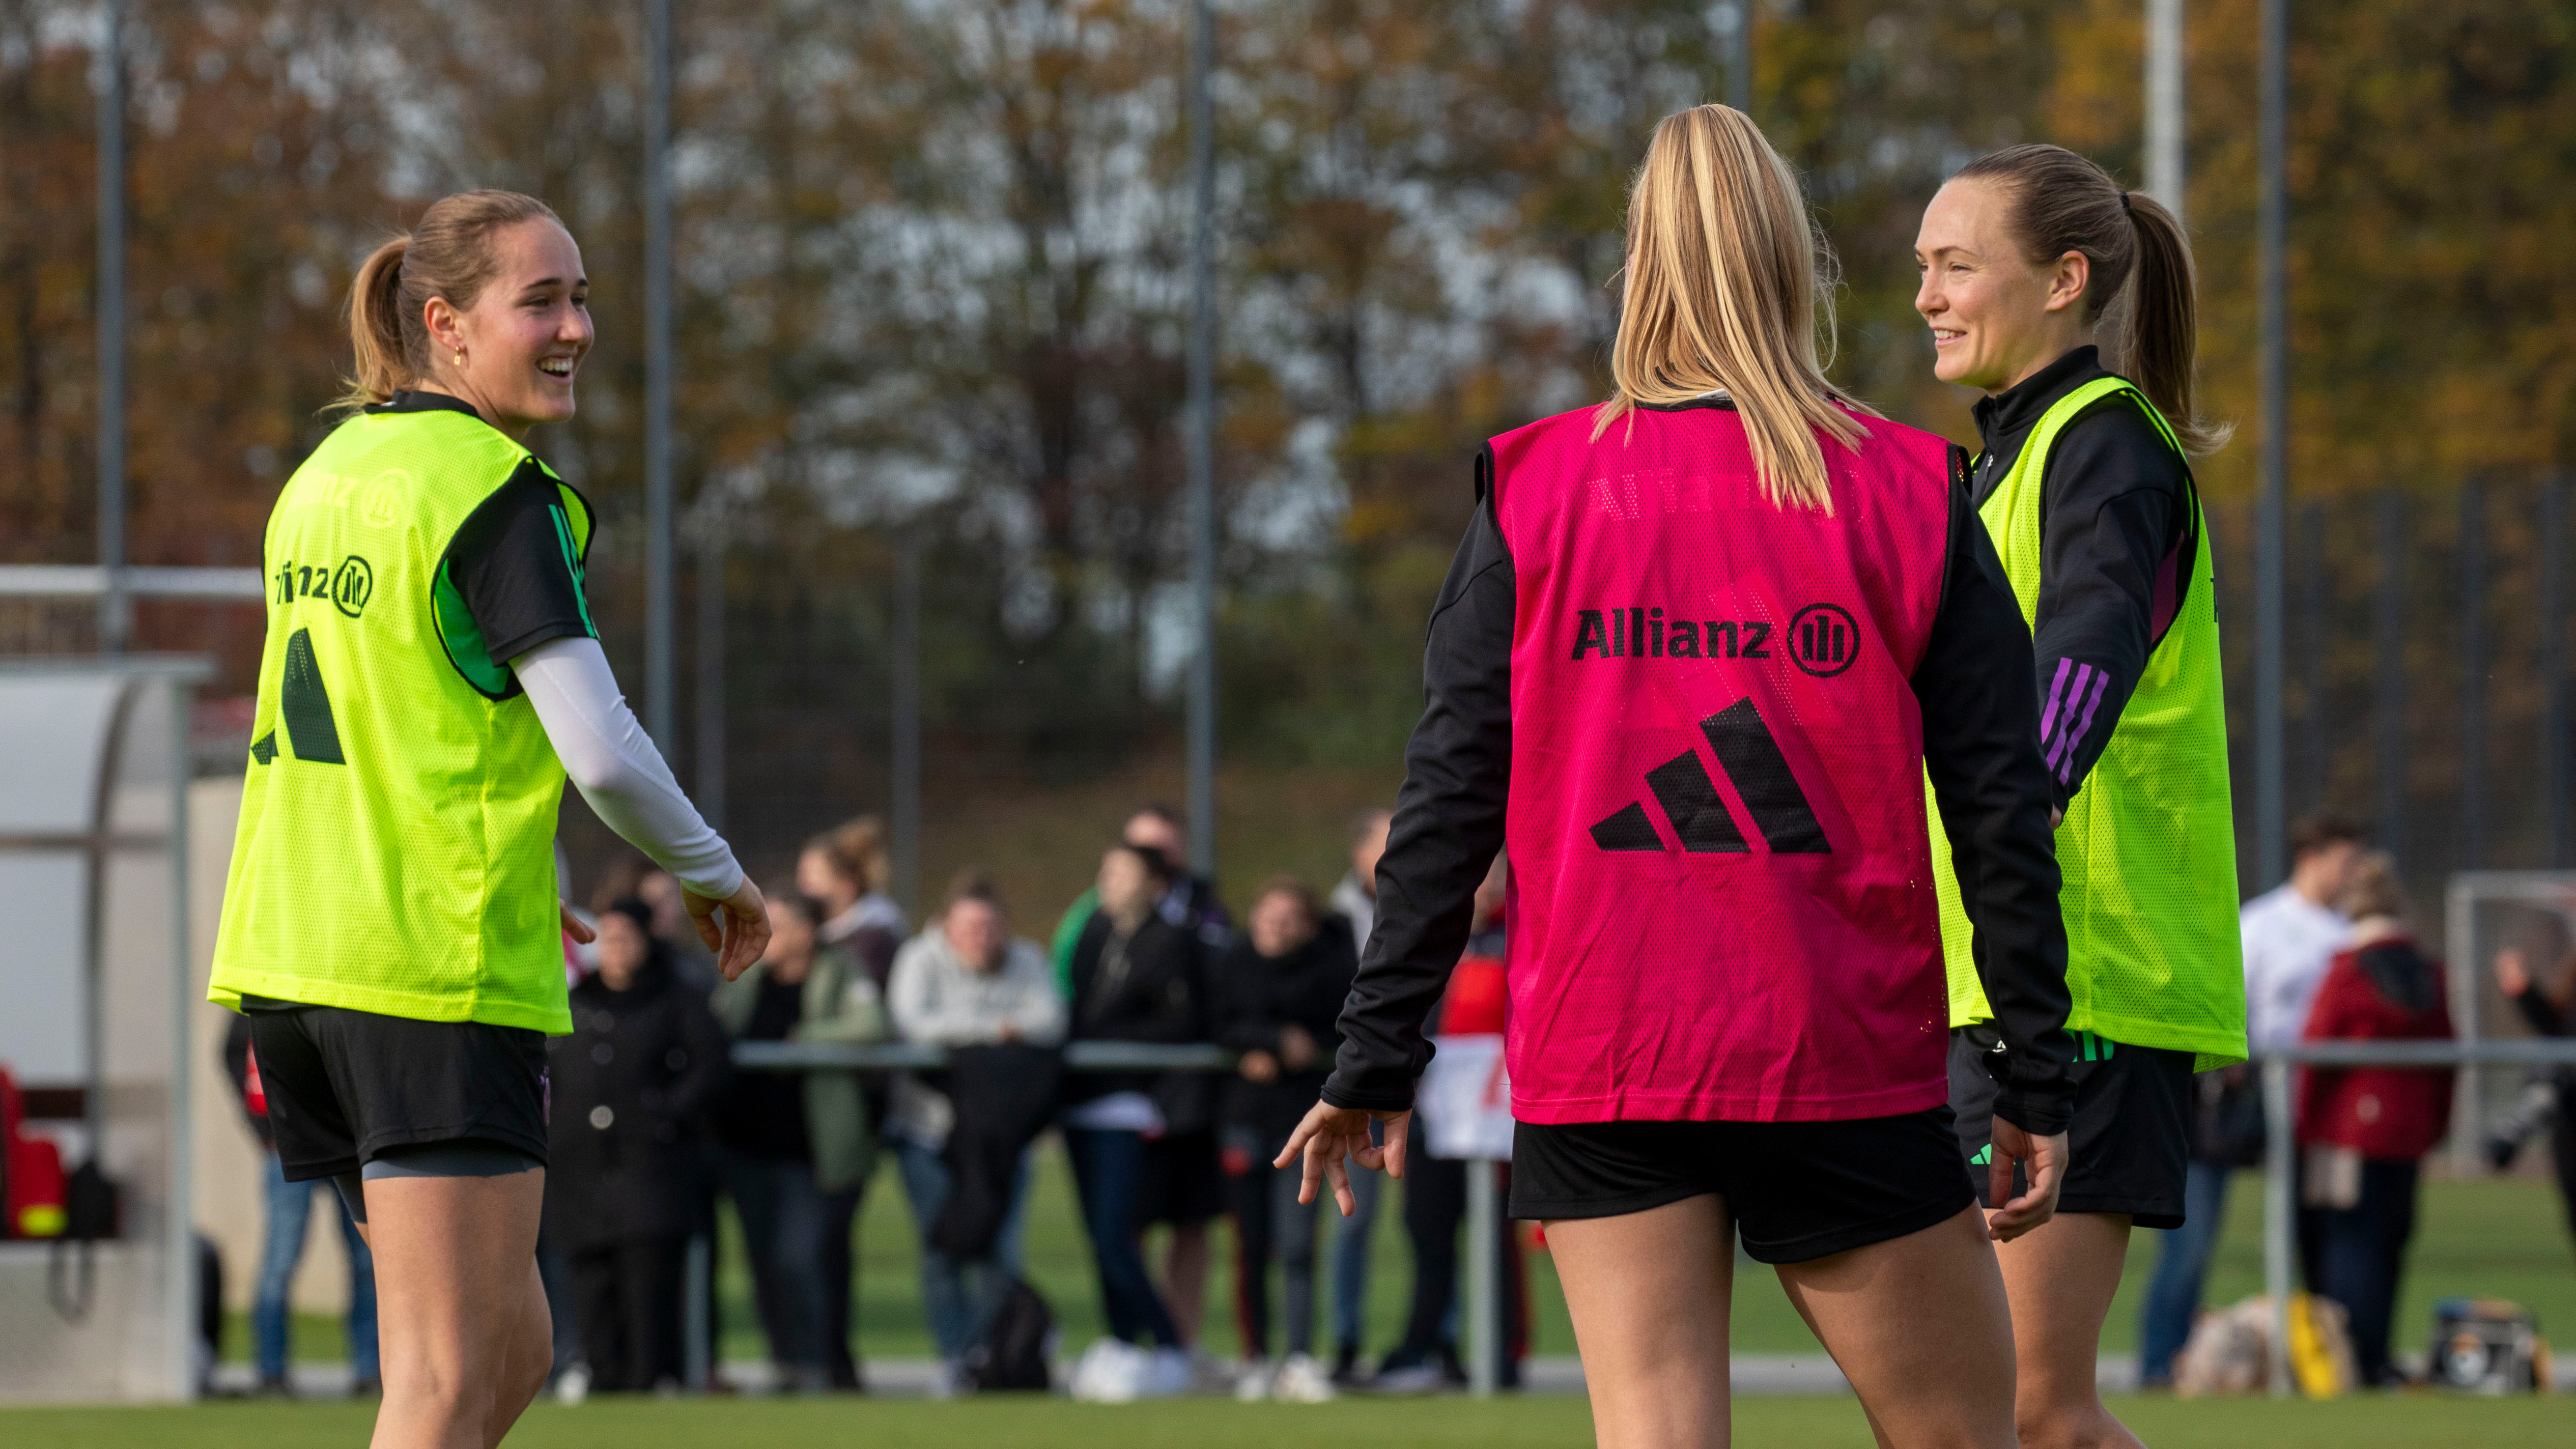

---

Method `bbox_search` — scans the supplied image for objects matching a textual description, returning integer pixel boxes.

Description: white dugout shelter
[0,656,206,1402]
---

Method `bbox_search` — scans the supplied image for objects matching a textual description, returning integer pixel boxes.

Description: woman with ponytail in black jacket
[1915,147,2245,1449]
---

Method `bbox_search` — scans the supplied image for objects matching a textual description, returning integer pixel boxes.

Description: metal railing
[729,1040,1234,1072]
[2253,1039,2576,1397]
[0,564,264,600]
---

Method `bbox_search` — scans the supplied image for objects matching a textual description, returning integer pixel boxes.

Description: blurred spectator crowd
[220,805,2576,1399]
[222,804,1531,1402]
[2140,816,2576,1392]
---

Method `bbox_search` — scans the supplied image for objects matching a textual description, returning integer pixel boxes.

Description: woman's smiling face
[1913,178,2087,395]
[423,218,592,435]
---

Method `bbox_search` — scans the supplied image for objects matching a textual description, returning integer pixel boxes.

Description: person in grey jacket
[887,872,1066,1387]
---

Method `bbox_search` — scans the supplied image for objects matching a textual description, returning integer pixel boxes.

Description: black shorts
[1507,1108,1974,1264]
[243,997,550,1183]
[1948,1027,2191,1229]
[1138,1129,1225,1227]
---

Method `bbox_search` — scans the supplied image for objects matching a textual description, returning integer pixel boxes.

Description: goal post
[2442,871,2576,1176]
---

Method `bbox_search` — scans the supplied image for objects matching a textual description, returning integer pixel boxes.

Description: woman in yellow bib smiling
[1914,147,2247,1449]
[211,190,767,1449]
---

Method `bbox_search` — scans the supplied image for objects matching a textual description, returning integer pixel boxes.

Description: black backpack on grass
[961,1277,1055,1393]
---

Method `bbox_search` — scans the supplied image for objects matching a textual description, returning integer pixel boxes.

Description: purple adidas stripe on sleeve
[2039,657,2077,745]
[2047,665,2113,783]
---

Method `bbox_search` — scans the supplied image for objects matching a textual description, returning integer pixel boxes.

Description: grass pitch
[11,1390,2573,1449]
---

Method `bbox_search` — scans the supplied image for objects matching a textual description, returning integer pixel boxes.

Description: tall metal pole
[1726,2,1752,116]
[163,675,196,1399]
[2374,491,2408,865]
[96,0,127,654]
[2459,480,2486,871]
[2544,474,2570,868]
[644,0,676,749]
[694,500,725,833]
[2144,0,2185,219]
[2261,1059,2296,1396]
[1466,1159,1500,1397]
[2253,0,2289,890]
[1184,0,1218,882]
[891,532,922,921]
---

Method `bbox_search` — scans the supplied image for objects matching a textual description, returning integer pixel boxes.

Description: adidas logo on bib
[1589,698,1830,856]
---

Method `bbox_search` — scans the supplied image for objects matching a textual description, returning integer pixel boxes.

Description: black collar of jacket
[364,388,484,420]
[1968,345,2109,482]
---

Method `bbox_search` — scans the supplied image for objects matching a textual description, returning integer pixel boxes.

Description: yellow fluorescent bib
[1928,377,2247,1070]
[210,406,591,1034]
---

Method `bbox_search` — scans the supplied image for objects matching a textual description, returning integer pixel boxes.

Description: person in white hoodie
[887,872,1066,1391]
[2240,816,2366,1053]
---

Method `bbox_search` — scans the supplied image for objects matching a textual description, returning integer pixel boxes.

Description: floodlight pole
[644,0,676,749]
[2261,1058,2294,1395]
[96,0,127,654]
[2144,0,2184,218]
[1184,0,1218,882]
[2253,0,2288,891]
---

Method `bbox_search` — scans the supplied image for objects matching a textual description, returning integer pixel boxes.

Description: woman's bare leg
[1774,1206,2017,1449]
[480,1255,554,1446]
[1543,1196,1734,1449]
[360,1169,552,1449]
[1988,1209,2144,1449]
[1163,1221,1211,1347]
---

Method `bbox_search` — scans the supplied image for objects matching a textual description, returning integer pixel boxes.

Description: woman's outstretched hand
[1275,1100,1411,1217]
[689,877,771,981]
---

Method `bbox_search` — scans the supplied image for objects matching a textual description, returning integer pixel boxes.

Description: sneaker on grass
[1139,1346,1195,1399]
[1235,1357,1273,1402]
[1070,1338,1146,1404]
[1273,1352,1338,1404]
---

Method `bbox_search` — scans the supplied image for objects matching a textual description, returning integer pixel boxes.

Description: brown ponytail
[1949,144,2230,457]
[333,189,565,414]
[344,236,414,408]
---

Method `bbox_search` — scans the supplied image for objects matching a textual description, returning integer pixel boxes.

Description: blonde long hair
[1595,105,1871,511]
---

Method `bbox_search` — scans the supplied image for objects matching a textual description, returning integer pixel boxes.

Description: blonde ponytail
[1596,104,1873,512]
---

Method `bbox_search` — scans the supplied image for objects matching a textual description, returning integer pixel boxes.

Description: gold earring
[453,350,464,368]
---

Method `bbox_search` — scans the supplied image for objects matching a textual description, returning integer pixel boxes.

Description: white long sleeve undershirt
[514,636,744,901]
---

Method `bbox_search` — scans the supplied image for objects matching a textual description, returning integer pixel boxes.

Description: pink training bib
[1491,401,1958,1123]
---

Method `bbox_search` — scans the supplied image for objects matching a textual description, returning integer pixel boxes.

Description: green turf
[11,1391,2573,1449]
[230,1152,2574,1365]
